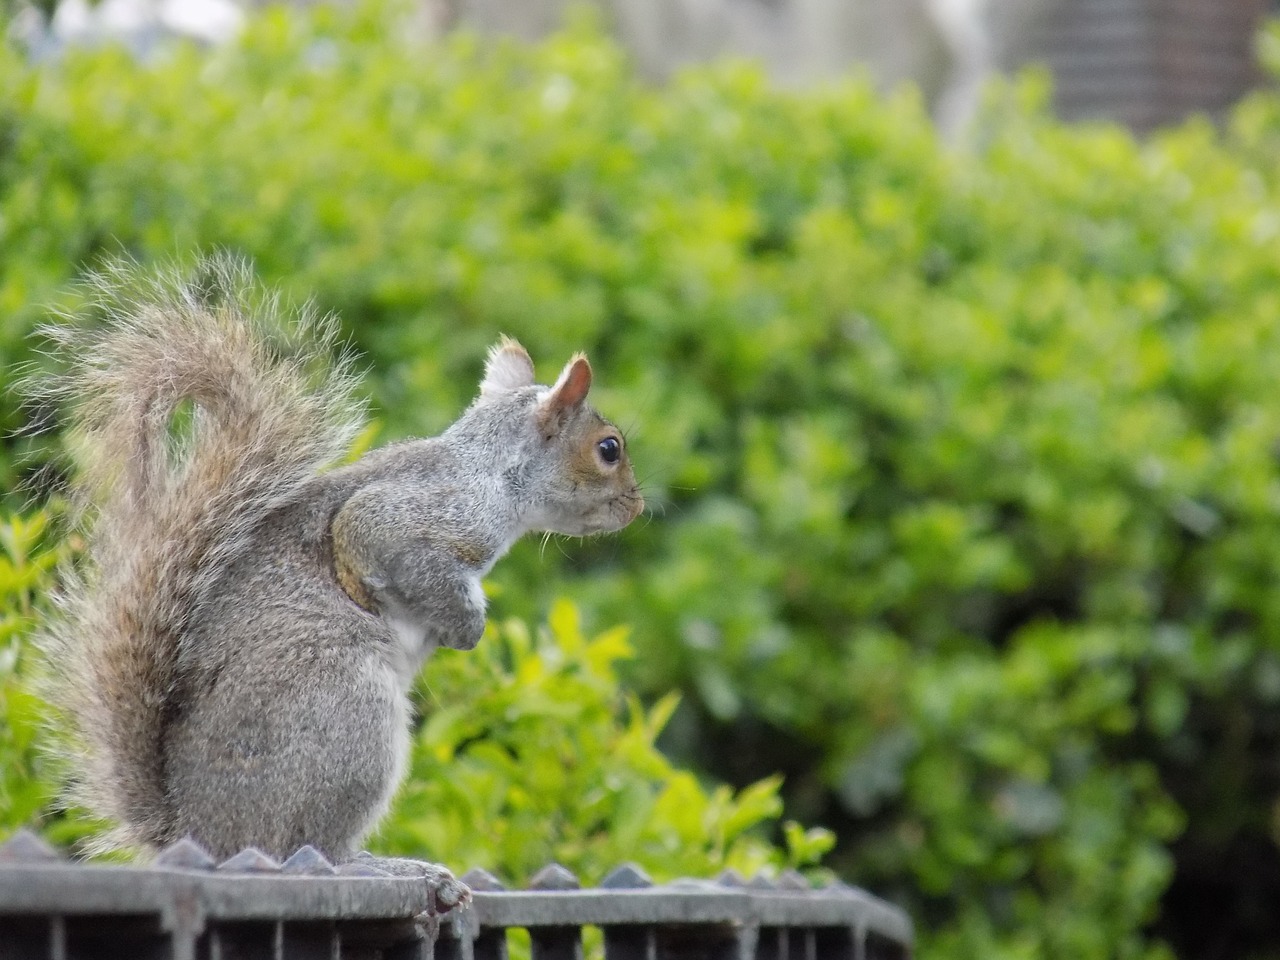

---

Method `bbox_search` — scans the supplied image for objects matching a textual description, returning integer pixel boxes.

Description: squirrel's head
[465,336,644,537]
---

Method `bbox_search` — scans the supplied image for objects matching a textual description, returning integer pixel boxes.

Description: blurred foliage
[0,512,61,836]
[385,598,832,884]
[4,3,1280,958]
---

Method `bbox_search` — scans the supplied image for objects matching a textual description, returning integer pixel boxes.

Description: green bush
[0,513,59,836]
[6,5,1280,957]
[385,598,831,884]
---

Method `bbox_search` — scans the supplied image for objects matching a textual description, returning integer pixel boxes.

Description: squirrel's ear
[481,336,536,398]
[536,354,592,437]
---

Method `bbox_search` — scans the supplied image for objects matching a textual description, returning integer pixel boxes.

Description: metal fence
[0,829,912,960]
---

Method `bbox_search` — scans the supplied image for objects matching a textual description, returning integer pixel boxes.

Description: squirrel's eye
[597,436,621,464]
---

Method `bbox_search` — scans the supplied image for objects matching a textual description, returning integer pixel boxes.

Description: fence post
[599,864,655,960]
[462,869,508,960]
[526,864,582,960]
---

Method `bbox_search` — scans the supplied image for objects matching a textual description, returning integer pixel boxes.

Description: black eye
[597,436,621,464]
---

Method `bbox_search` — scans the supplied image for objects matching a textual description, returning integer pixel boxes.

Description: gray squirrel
[32,255,642,893]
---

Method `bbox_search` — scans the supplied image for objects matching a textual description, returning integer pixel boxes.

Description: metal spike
[281,845,336,876]
[0,829,60,863]
[778,869,810,891]
[716,868,747,888]
[217,847,282,873]
[460,867,506,891]
[601,863,653,889]
[528,862,579,890]
[154,837,216,871]
[748,874,778,890]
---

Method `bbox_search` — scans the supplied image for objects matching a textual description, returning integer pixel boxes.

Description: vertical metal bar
[459,915,476,960]
[48,916,65,960]
[735,923,760,960]
[599,863,655,960]
[434,911,473,960]
[414,917,437,960]
[803,928,816,960]
[463,869,506,960]
[526,863,582,960]
[158,876,202,960]
[274,920,285,960]
[172,923,197,960]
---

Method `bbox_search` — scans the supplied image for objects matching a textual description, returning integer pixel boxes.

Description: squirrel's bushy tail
[34,254,365,853]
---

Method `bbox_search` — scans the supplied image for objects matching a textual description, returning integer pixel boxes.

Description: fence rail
[0,829,912,960]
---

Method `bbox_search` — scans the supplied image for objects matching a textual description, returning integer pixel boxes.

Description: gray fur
[34,255,642,867]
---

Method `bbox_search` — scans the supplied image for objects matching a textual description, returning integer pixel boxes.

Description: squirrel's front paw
[349,852,470,910]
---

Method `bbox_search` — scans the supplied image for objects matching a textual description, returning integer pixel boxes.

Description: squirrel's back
[35,255,365,852]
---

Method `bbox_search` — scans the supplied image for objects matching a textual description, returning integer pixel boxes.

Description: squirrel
[32,255,643,892]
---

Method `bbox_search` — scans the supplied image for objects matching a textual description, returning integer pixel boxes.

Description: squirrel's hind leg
[163,641,413,865]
